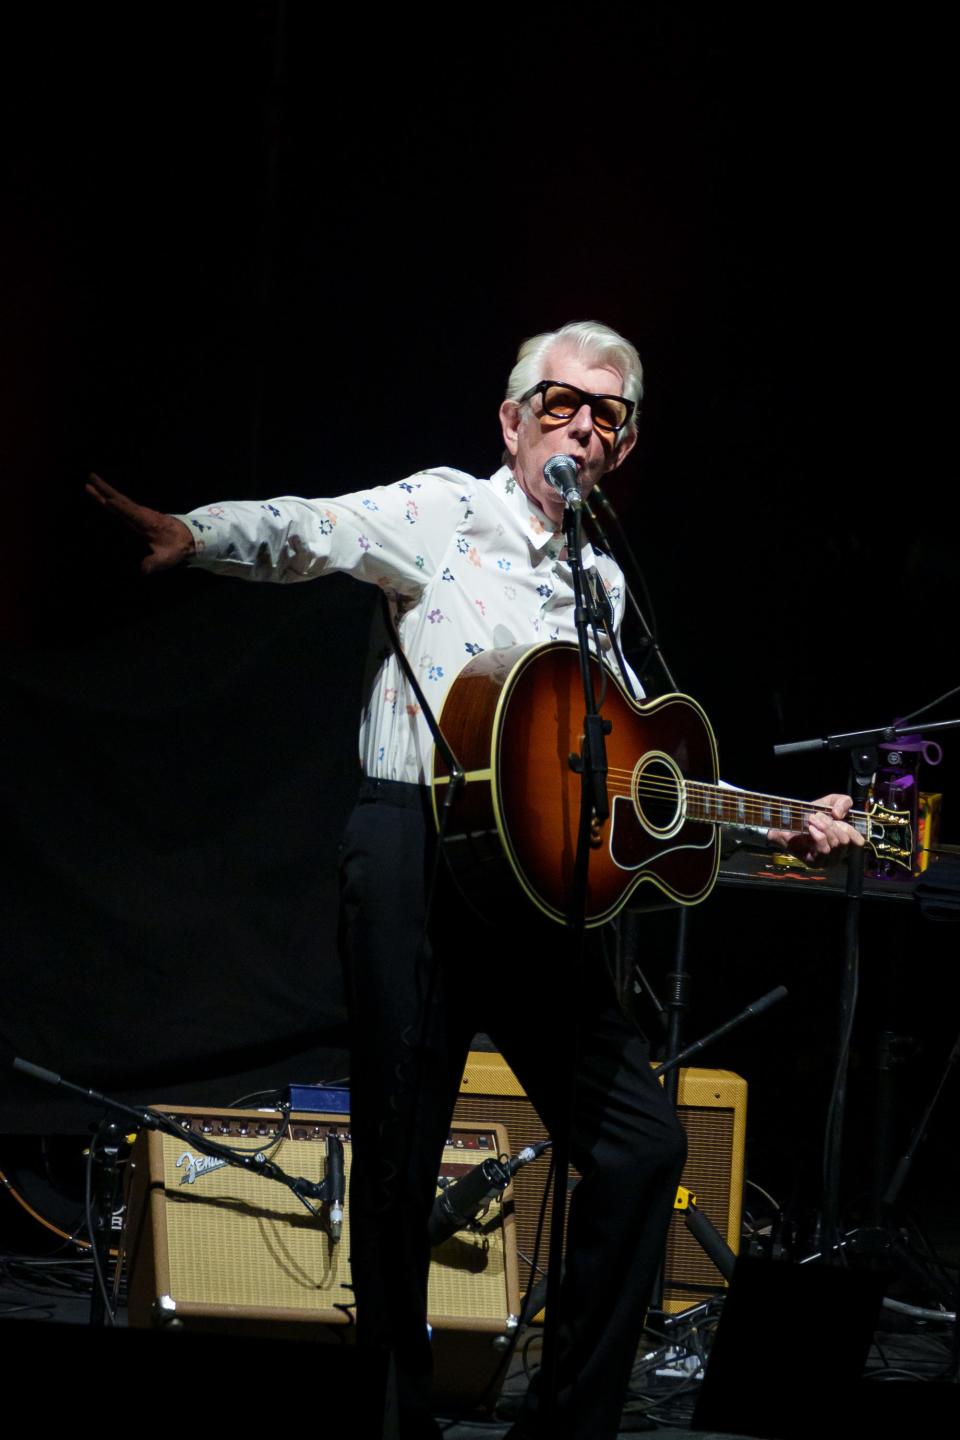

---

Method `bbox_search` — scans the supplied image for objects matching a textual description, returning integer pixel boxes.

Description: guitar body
[432,643,721,927]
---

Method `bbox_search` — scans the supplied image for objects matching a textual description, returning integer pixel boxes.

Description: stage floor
[1,1226,954,1439]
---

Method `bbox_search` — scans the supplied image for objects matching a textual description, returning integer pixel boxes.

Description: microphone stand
[583,487,691,1109]
[773,712,960,1262]
[583,478,695,1308]
[538,486,611,1433]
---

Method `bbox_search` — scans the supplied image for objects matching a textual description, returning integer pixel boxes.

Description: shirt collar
[488,465,597,565]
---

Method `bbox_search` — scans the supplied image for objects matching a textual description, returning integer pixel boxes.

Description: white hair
[505,320,643,443]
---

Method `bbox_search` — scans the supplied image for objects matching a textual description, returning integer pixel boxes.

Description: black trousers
[338,779,687,1439]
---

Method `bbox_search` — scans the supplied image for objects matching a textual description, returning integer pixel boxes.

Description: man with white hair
[89,320,860,1438]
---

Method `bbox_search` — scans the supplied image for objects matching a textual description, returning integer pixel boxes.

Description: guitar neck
[687,782,869,837]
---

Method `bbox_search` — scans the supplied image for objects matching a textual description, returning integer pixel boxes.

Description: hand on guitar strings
[766,793,865,865]
[86,473,196,575]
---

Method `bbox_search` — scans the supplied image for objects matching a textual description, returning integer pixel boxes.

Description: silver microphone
[543,454,582,510]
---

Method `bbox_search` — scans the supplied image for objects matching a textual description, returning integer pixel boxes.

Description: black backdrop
[2,8,956,1217]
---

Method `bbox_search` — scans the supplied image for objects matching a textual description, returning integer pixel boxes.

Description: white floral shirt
[177,465,634,784]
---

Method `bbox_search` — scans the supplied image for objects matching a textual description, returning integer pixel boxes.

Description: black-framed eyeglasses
[519,380,635,436]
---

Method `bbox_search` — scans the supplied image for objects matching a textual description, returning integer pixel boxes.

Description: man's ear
[606,427,638,473]
[499,399,521,459]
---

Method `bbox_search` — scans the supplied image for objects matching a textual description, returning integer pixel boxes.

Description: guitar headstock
[864,802,914,870]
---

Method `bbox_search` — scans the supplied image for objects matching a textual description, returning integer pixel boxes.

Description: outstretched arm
[86,473,196,574]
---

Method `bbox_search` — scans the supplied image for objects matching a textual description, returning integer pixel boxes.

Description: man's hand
[768,793,866,865]
[86,473,196,575]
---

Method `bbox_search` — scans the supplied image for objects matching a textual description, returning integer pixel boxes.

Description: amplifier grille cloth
[132,1116,515,1327]
[454,1059,746,1312]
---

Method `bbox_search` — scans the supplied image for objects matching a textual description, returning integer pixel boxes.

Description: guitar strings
[596,772,874,829]
[583,780,874,838]
[601,768,874,819]
[613,786,860,817]
[604,770,859,809]
[603,766,866,807]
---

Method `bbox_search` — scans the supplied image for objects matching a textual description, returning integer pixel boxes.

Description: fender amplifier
[125,1106,520,1406]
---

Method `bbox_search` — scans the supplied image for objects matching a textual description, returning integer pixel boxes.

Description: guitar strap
[378,592,464,792]
[585,565,637,700]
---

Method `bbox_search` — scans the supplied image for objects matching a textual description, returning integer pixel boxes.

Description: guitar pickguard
[609,794,716,875]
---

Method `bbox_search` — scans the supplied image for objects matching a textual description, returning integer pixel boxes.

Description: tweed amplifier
[453,1053,746,1313]
[125,1107,520,1406]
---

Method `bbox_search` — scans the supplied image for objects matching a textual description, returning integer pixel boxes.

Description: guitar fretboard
[685,782,869,836]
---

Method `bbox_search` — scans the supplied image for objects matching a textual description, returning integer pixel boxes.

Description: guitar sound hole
[633,756,683,836]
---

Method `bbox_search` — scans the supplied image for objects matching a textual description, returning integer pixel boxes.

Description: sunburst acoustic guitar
[430,643,912,928]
